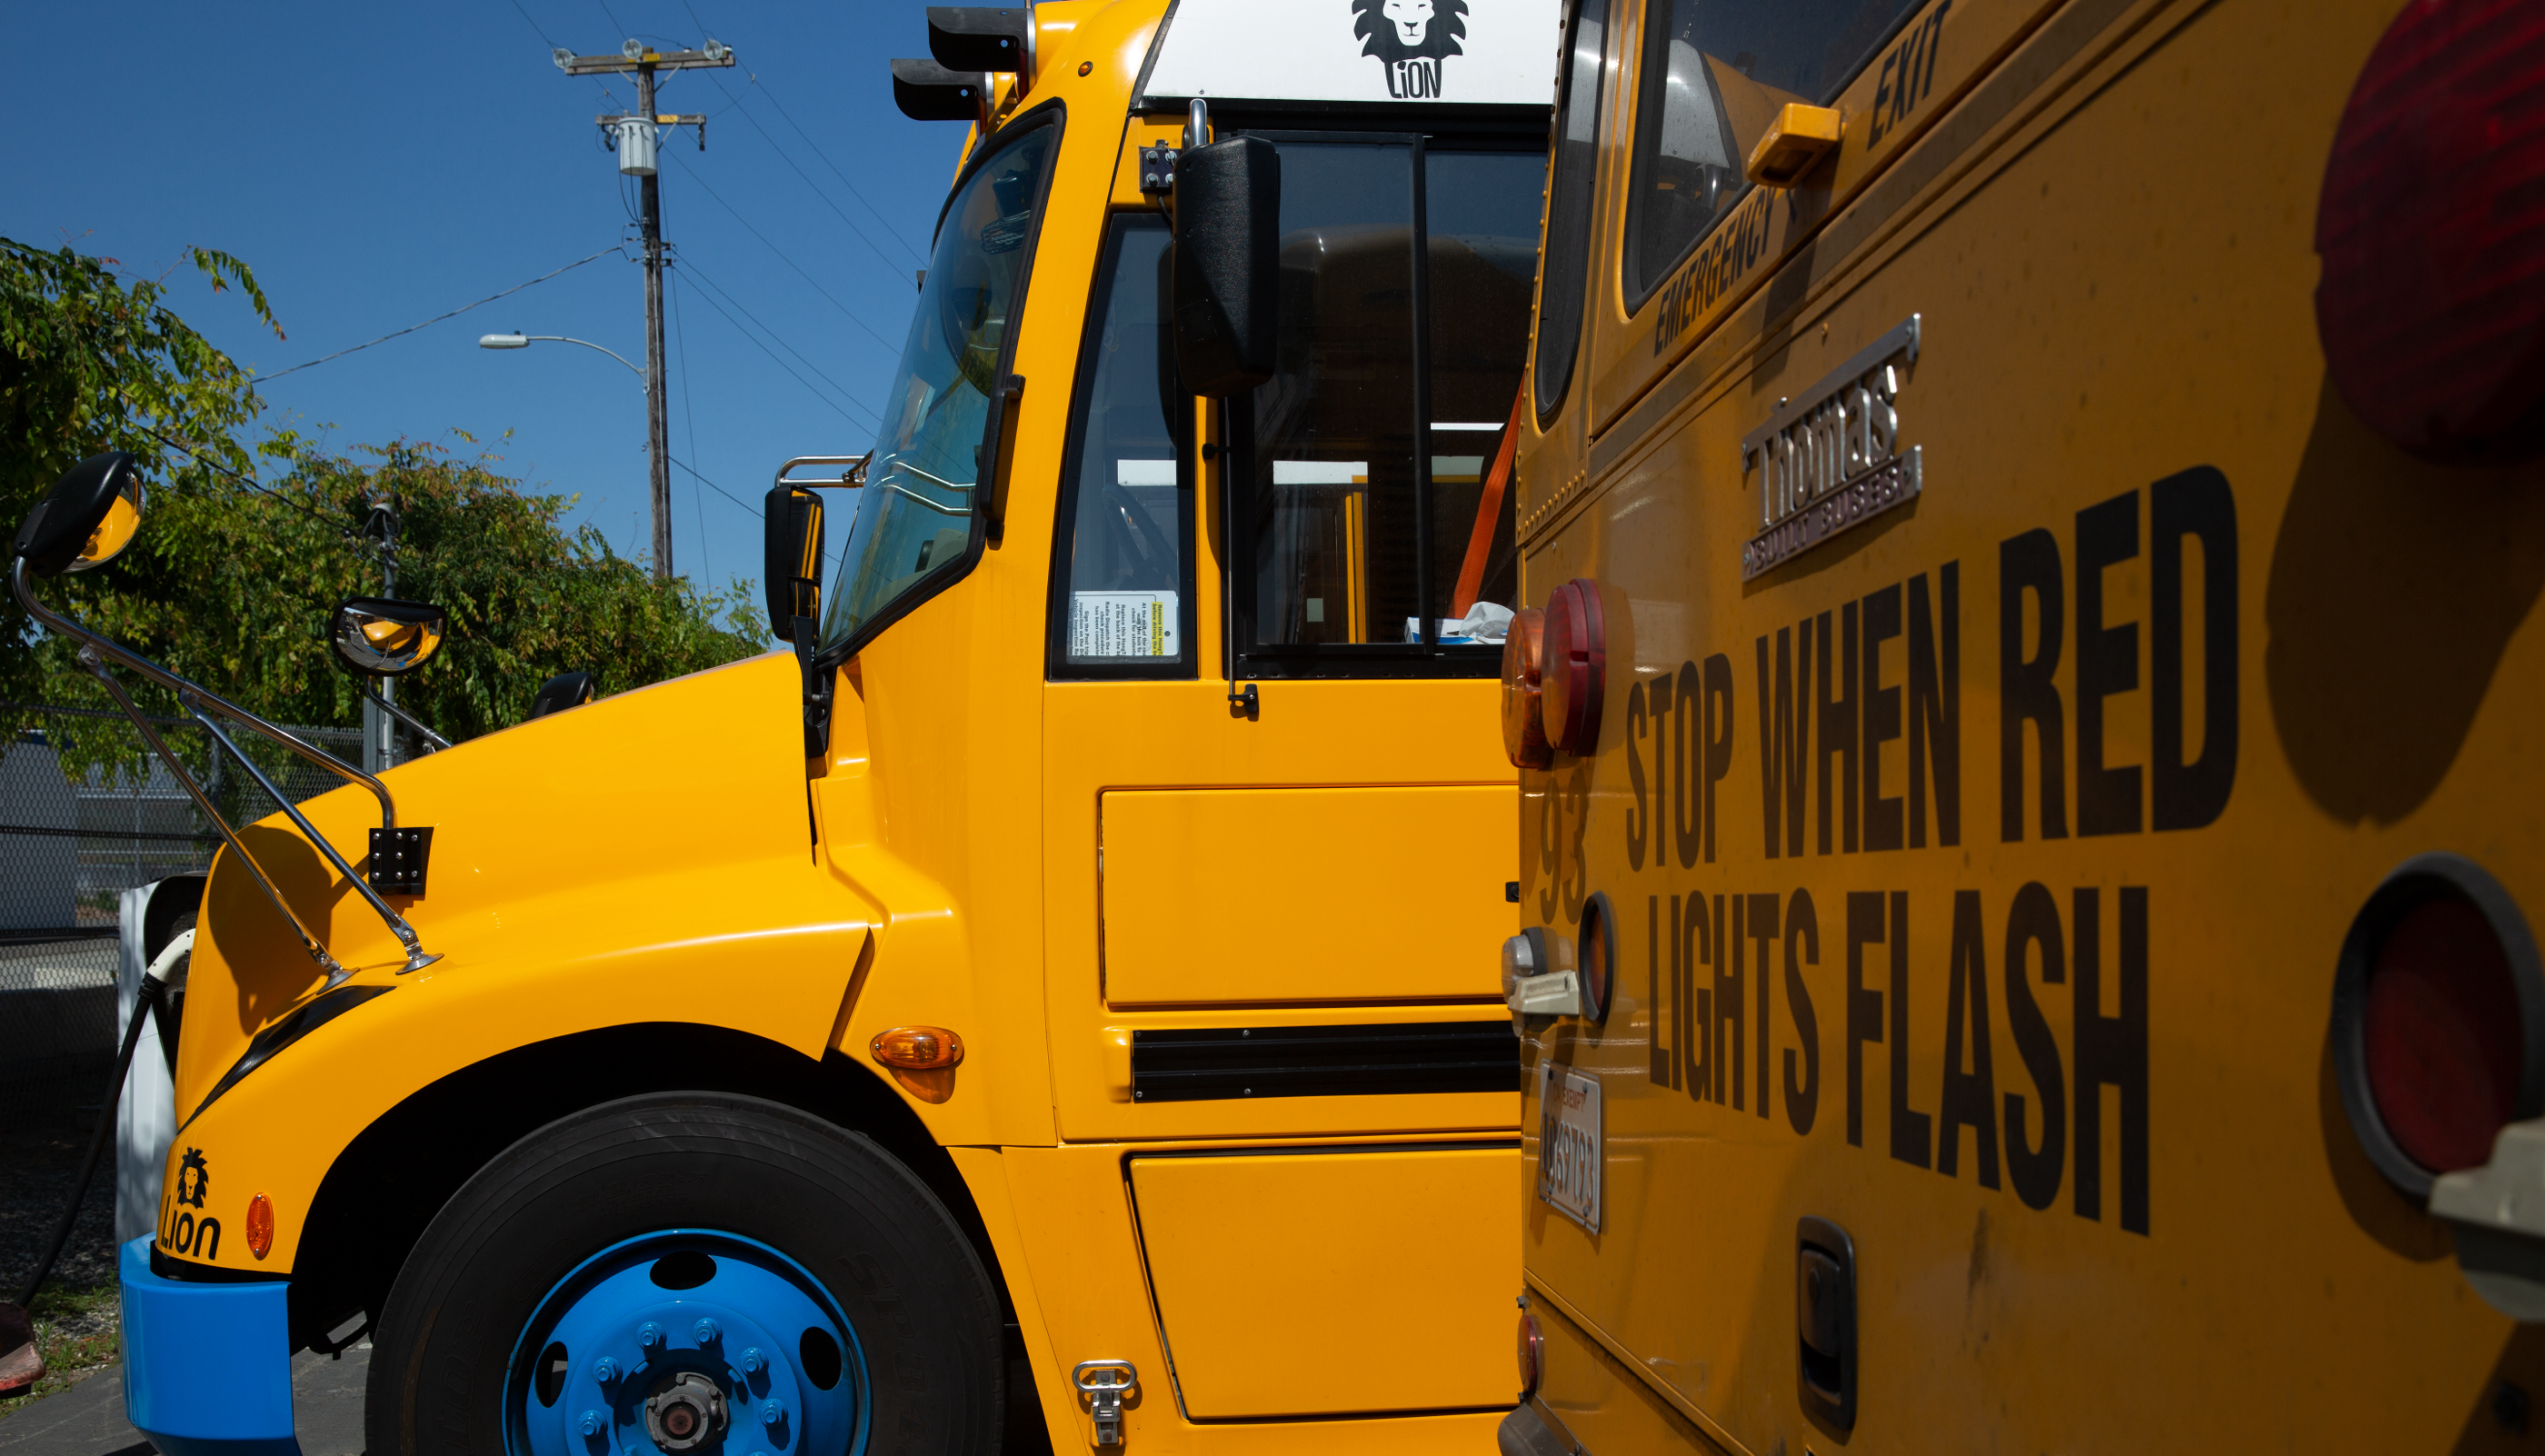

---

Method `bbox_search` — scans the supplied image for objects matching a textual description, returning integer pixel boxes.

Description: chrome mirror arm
[14,558,442,978]
[77,649,352,987]
[362,686,454,752]
[184,696,439,974]
[12,558,400,829]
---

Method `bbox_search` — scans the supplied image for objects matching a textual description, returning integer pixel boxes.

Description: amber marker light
[1502,606,1551,768]
[872,1026,965,1071]
[245,1193,275,1260]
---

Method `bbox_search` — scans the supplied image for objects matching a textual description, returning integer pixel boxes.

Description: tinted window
[1425,150,1541,626]
[1534,0,1618,424]
[822,123,1057,653]
[1622,0,1920,305]
[1243,141,1422,651]
[1232,136,1543,676]
[1051,216,1193,678]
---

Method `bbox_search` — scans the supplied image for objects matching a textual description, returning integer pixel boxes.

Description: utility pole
[361,494,400,773]
[554,38,734,581]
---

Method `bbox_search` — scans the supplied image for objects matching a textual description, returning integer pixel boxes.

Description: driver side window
[1048,215,1195,679]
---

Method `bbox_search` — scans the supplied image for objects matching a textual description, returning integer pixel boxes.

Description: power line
[666,152,904,354]
[754,80,929,263]
[673,264,877,429]
[693,73,923,275]
[676,258,882,424]
[667,454,756,515]
[256,249,620,381]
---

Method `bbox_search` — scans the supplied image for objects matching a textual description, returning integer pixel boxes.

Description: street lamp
[477,332,661,568]
[478,332,647,381]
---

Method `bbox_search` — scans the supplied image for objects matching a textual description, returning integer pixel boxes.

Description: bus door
[1033,121,1546,1424]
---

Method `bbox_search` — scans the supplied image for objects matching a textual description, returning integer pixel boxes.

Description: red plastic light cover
[1502,607,1552,769]
[245,1193,275,1260]
[1539,579,1606,755]
[2316,0,2545,458]
[1516,1311,1543,1401]
[2363,895,2524,1172]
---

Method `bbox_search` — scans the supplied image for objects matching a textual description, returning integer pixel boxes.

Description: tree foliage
[2,236,767,781]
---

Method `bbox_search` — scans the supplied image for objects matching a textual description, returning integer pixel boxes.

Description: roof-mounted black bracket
[926,7,1034,75]
[890,57,987,123]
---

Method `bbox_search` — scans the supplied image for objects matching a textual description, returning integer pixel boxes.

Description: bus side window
[1622,0,1923,309]
[1535,0,1619,424]
[1048,214,1196,679]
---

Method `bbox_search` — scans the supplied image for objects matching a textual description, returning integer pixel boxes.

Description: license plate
[1536,1061,1602,1233]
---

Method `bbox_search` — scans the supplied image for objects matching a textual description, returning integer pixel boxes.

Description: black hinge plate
[1139,144,1180,194]
[369,826,434,895]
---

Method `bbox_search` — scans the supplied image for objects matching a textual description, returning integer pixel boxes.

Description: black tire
[364,1092,1003,1456]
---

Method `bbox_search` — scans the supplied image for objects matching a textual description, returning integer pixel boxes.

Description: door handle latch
[1073,1359,1138,1445]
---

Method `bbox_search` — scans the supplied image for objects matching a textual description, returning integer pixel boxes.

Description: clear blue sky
[10,0,973,621]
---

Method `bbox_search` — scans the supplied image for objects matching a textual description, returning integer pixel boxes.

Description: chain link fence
[1,703,364,1123]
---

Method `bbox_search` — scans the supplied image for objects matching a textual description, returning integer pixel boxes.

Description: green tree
[2,236,767,780]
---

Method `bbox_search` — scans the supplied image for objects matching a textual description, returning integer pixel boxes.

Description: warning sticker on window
[1071,592,1179,659]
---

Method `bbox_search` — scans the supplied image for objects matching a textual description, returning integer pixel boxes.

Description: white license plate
[1536,1061,1602,1233]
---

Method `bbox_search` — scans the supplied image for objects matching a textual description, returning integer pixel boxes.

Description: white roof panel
[1138,0,1562,111]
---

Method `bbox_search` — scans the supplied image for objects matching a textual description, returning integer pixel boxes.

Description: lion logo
[175,1147,210,1209]
[1352,0,1470,98]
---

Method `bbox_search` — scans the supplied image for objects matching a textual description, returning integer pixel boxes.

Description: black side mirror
[527,671,594,718]
[763,484,826,643]
[14,452,146,577]
[1171,135,1281,398]
[329,597,447,676]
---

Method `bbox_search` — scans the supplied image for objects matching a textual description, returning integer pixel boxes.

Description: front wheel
[365,1092,1004,1456]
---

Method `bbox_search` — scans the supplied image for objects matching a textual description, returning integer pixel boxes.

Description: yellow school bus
[1496,0,2545,1450]
[8,3,1575,1452]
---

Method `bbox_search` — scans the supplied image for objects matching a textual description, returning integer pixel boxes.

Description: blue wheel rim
[504,1230,870,1456]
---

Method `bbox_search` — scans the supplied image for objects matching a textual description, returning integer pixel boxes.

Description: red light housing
[1539,579,1606,755]
[1502,607,1552,769]
[2364,896,2522,1172]
[245,1193,274,1260]
[1516,1310,1543,1401]
[2315,0,2545,459]
[2333,853,2545,1197]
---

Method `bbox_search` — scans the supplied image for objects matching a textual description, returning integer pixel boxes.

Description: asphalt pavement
[0,1344,369,1456]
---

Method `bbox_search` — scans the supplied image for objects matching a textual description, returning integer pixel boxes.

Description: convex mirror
[13,452,147,577]
[1170,135,1281,398]
[331,597,446,676]
[763,484,828,643]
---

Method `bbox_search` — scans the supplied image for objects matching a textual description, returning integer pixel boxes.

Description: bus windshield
[821,124,1056,653]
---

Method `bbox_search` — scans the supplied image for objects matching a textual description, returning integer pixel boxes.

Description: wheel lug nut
[639,1322,666,1352]
[740,1347,766,1374]
[759,1399,783,1427]
[693,1318,722,1345]
[579,1410,606,1436]
[592,1357,620,1384]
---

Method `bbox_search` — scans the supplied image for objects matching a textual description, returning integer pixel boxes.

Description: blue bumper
[118,1236,302,1456]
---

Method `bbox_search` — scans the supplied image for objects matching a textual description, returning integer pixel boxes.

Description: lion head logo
[175,1147,210,1209]
[1352,0,1470,97]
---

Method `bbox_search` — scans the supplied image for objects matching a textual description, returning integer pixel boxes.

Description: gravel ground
[0,1071,126,1421]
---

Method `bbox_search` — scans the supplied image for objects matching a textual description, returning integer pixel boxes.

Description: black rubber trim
[183,982,394,1131]
[2330,851,2545,1199]
[149,1242,286,1284]
[1131,1020,1518,1102]
[1499,1401,1579,1456]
